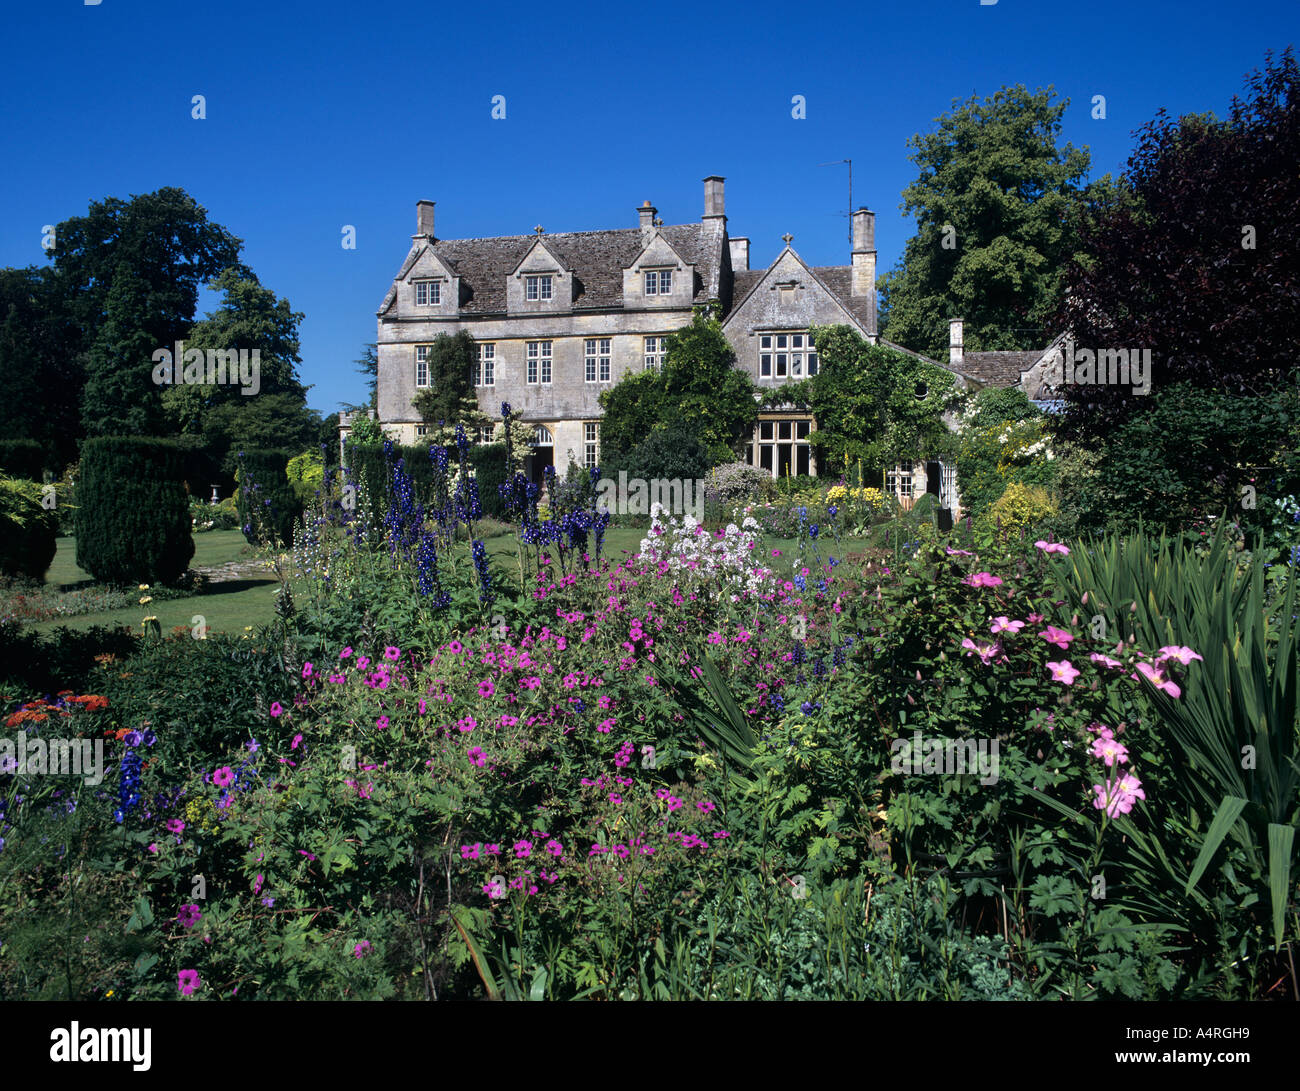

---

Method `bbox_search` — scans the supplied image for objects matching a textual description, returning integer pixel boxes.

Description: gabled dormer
[623,232,693,310]
[377,202,462,319]
[507,234,574,313]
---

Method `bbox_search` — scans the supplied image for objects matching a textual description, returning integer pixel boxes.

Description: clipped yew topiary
[235,449,301,547]
[75,437,195,585]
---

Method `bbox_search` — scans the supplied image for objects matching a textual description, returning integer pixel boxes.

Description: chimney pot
[729,236,750,272]
[851,207,875,253]
[850,207,876,299]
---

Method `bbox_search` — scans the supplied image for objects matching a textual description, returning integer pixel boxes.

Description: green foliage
[605,415,711,484]
[0,440,46,481]
[1048,522,1300,952]
[235,449,301,548]
[0,476,58,581]
[345,414,385,447]
[983,482,1058,542]
[0,267,83,471]
[956,388,1056,521]
[164,268,319,474]
[806,325,961,471]
[285,450,325,507]
[879,84,1098,357]
[75,437,195,586]
[1052,381,1299,536]
[468,443,509,519]
[600,307,757,467]
[411,331,479,427]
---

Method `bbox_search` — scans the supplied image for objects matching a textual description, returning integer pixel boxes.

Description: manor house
[365,176,967,508]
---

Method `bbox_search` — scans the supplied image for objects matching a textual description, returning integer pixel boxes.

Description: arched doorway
[527,424,554,490]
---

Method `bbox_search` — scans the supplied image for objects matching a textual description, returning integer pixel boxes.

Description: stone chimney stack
[729,237,750,271]
[638,201,657,243]
[703,175,726,221]
[416,200,436,240]
[851,208,875,297]
[949,318,965,369]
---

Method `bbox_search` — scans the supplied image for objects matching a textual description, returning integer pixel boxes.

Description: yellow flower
[138,584,150,591]
[139,596,153,605]
[142,615,158,623]
[106,989,114,997]
[244,626,253,632]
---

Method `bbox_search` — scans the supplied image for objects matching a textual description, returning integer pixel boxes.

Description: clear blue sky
[0,1,1294,416]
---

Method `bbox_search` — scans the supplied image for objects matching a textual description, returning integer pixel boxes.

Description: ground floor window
[748,417,813,478]
[886,466,914,503]
[584,422,599,469]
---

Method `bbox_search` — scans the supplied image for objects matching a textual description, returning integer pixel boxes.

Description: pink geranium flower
[384,646,400,661]
[1046,660,1080,685]
[467,746,486,767]
[477,679,495,698]
[269,702,283,718]
[1034,540,1070,555]
[212,766,234,788]
[177,969,201,996]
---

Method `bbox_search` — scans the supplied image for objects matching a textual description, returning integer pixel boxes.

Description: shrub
[703,461,774,507]
[236,449,301,547]
[608,416,711,484]
[286,449,325,507]
[982,481,1058,542]
[0,476,58,581]
[468,443,509,519]
[0,439,45,480]
[75,437,195,586]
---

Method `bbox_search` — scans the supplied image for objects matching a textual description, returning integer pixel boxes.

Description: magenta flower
[1093,773,1146,818]
[291,733,303,750]
[177,969,201,996]
[384,646,400,661]
[477,679,495,698]
[990,616,1024,635]
[514,840,533,859]
[963,572,1004,589]
[960,637,1002,665]
[357,656,370,670]
[340,646,353,659]
[1038,626,1075,650]
[461,843,481,859]
[545,839,563,856]
[301,662,314,679]
[1046,660,1081,685]
[166,818,185,834]
[375,715,389,730]
[1089,653,1123,669]
[467,746,486,767]
[1034,540,1070,555]
[354,940,373,958]
[253,873,264,895]
[697,799,716,814]
[269,702,283,718]
[177,903,202,929]
[212,766,234,788]
[1026,612,1045,624]
[945,547,974,556]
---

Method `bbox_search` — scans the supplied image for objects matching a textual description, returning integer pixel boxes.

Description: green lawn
[32,531,280,636]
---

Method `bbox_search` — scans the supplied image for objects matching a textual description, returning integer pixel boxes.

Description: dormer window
[644,270,672,295]
[414,280,441,306]
[526,275,553,301]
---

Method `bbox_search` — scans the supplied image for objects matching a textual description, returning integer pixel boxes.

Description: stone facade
[372,176,963,505]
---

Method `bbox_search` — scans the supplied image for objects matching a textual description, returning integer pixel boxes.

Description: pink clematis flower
[1038,626,1075,650]
[1046,660,1081,685]
[1090,736,1129,766]
[1090,653,1123,669]
[1034,540,1070,555]
[1134,661,1182,698]
[963,572,1004,589]
[1156,645,1204,667]
[990,616,1024,635]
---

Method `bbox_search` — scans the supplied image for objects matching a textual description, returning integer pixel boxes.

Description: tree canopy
[880,85,1100,358]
